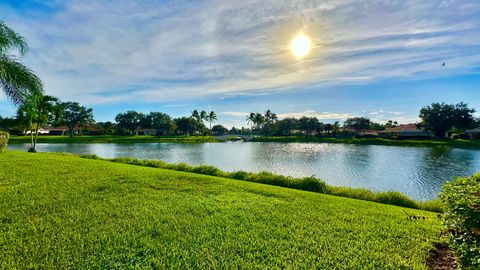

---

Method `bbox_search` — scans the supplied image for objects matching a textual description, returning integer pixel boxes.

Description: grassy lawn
[252,136,480,149]
[8,135,219,143]
[0,151,442,268]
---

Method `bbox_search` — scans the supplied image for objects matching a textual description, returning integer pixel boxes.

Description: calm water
[9,142,480,200]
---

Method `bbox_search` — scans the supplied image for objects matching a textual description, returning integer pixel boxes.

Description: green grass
[0,151,442,268]
[8,135,219,143]
[252,136,480,149]
[82,155,443,212]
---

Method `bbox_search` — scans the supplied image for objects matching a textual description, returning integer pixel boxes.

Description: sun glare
[290,34,312,59]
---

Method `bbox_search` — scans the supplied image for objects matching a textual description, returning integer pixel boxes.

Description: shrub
[440,173,480,269]
[0,131,9,153]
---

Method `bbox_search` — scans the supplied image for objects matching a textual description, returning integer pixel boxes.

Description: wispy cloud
[1,0,479,105]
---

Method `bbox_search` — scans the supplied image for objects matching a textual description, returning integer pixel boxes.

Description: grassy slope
[0,151,441,269]
[252,136,480,149]
[8,135,218,143]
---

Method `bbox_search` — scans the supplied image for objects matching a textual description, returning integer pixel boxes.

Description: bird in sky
[442,62,446,67]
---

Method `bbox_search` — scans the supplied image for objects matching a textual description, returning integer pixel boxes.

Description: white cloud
[1,0,479,105]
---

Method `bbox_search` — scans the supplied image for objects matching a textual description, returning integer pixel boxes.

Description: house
[44,126,69,135]
[137,129,157,136]
[378,124,432,138]
[465,128,480,139]
[25,128,50,135]
[356,130,379,138]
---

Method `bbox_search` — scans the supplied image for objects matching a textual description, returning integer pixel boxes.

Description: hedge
[440,173,480,269]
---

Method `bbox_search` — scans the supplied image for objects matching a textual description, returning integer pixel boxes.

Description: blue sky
[1,0,479,128]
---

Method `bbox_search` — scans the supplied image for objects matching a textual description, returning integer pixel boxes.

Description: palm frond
[0,55,43,104]
[0,21,28,55]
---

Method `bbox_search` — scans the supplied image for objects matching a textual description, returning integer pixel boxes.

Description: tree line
[244,102,479,138]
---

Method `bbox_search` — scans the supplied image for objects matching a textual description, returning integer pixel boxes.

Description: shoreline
[8,135,480,150]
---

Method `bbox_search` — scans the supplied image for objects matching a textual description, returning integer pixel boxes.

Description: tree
[263,110,277,135]
[211,124,228,135]
[60,102,94,137]
[276,118,298,136]
[191,110,207,134]
[324,123,333,134]
[253,113,265,132]
[174,117,196,135]
[246,113,255,129]
[115,111,145,135]
[298,117,321,136]
[344,117,371,133]
[97,121,116,135]
[17,94,61,152]
[207,111,217,130]
[419,102,475,137]
[385,120,399,129]
[145,112,174,136]
[332,121,340,134]
[0,22,43,104]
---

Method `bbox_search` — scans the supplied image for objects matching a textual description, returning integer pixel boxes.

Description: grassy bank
[8,135,219,143]
[0,151,442,268]
[81,155,442,212]
[252,136,480,149]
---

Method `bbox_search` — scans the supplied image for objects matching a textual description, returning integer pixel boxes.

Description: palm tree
[246,112,255,129]
[17,94,60,152]
[200,110,207,124]
[0,21,43,104]
[191,110,200,122]
[332,121,340,135]
[253,113,265,133]
[207,111,217,130]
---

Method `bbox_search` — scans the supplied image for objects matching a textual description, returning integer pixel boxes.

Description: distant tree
[115,111,145,135]
[174,117,196,135]
[419,102,475,137]
[298,117,321,136]
[207,111,217,130]
[211,124,228,135]
[384,120,399,129]
[0,22,43,104]
[145,112,174,136]
[332,121,340,134]
[0,116,22,134]
[263,110,278,135]
[253,113,265,132]
[324,123,333,134]
[369,122,385,131]
[344,117,371,133]
[246,113,255,129]
[60,102,94,137]
[276,118,298,136]
[200,110,207,123]
[17,94,61,151]
[97,121,116,135]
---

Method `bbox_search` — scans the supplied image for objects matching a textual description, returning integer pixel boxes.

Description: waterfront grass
[8,135,218,143]
[81,155,443,212]
[252,136,480,149]
[0,151,442,269]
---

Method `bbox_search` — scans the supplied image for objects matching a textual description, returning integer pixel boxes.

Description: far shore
[7,134,480,149]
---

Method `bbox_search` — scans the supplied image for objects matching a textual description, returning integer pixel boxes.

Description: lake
[8,142,480,200]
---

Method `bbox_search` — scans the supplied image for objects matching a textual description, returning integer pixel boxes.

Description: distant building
[465,128,480,139]
[356,130,379,138]
[25,129,50,135]
[137,129,157,136]
[378,124,432,138]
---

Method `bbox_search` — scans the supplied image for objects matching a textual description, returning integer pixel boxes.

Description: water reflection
[8,142,480,200]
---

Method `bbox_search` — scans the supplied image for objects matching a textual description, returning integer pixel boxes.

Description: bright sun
[290,34,312,59]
